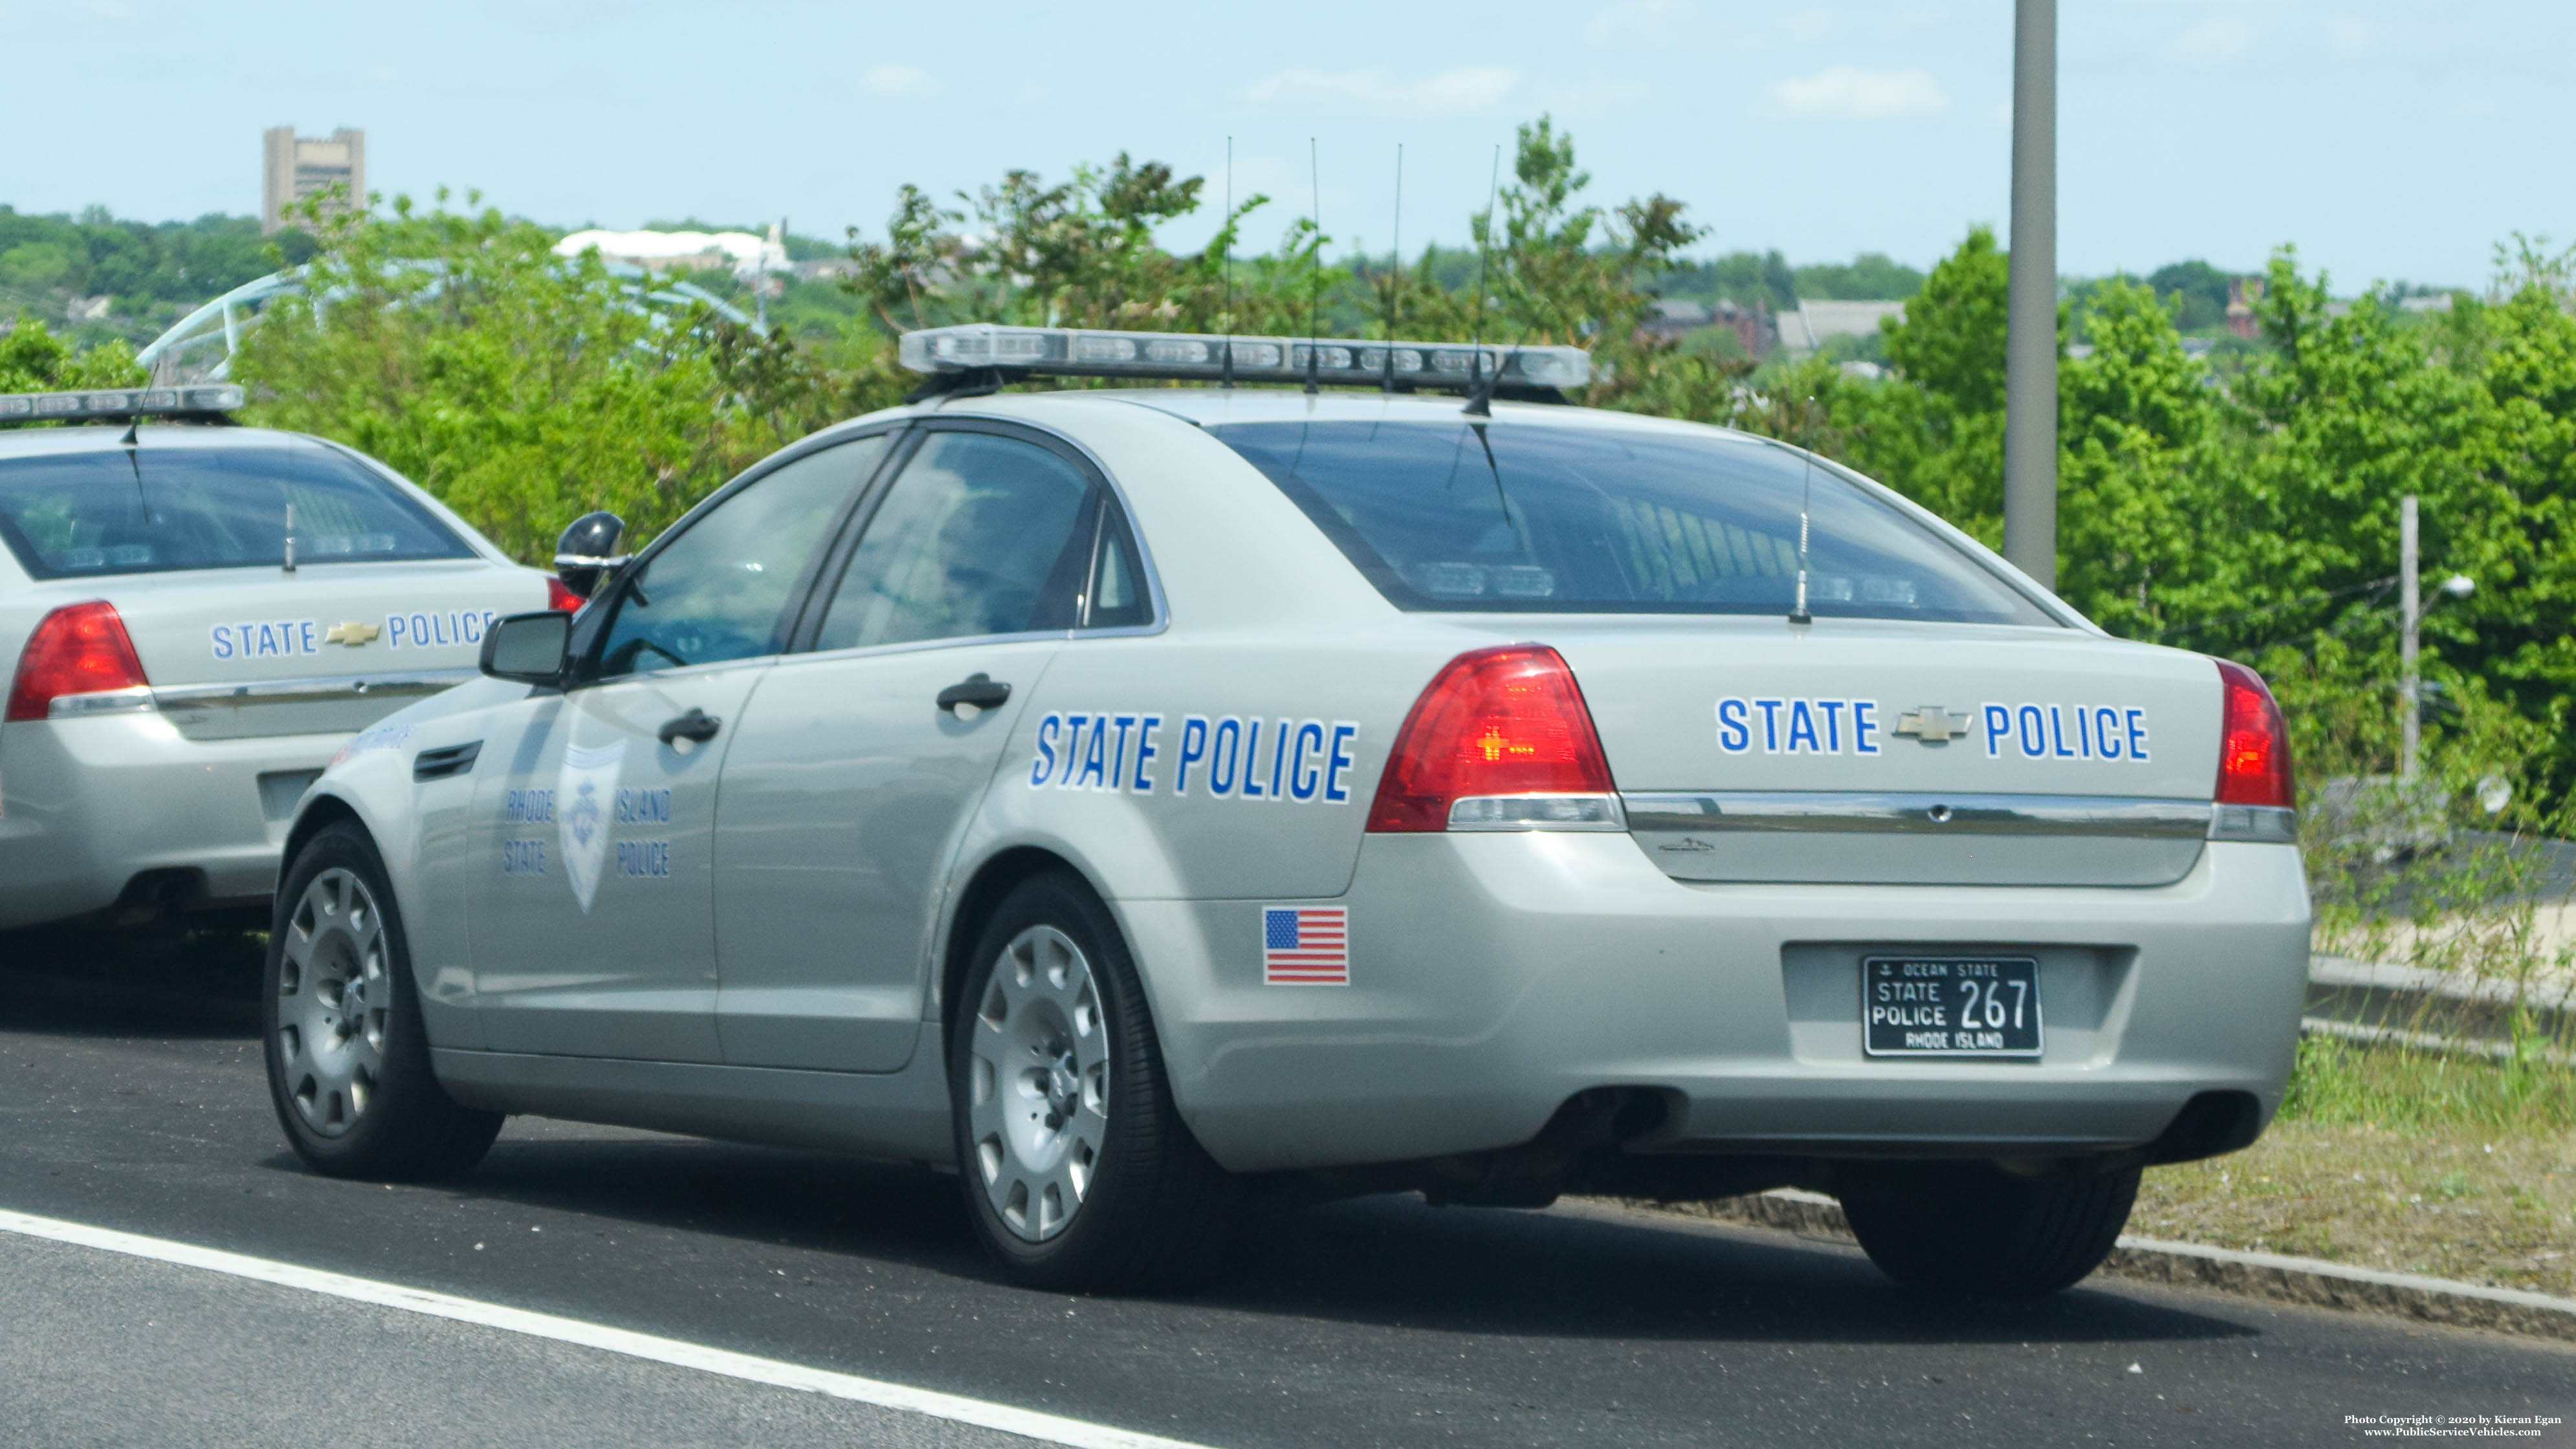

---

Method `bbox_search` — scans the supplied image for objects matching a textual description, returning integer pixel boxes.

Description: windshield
[1209,419,2056,626]
[0,444,472,580]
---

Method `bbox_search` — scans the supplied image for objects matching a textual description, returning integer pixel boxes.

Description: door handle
[936,673,1011,715]
[657,706,722,745]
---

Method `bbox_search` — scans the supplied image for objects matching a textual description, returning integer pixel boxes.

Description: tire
[1840,1160,2139,1298]
[947,871,1233,1291]
[263,822,501,1181]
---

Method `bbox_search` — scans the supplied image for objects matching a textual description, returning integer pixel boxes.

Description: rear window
[1209,419,2057,626]
[0,444,472,580]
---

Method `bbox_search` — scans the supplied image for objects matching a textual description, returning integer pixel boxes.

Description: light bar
[897,325,1591,392]
[0,384,244,424]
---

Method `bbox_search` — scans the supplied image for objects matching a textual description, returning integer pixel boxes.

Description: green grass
[2279,1030,2576,1133]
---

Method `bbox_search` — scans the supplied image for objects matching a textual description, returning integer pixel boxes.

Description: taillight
[6,600,149,722]
[2213,659,2294,808]
[1367,644,1621,832]
[545,577,584,614]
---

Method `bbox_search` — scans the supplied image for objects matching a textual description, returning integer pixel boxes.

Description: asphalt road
[0,938,2568,1448]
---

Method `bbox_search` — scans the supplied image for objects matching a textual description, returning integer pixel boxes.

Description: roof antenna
[1304,136,1321,397]
[1382,143,1402,393]
[118,413,140,448]
[1789,400,1816,626]
[1221,136,1235,389]
[1462,143,1501,417]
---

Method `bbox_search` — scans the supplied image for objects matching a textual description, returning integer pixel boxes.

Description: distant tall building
[261,126,365,234]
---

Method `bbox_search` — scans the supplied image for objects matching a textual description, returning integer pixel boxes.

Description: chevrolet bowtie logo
[1895,705,1974,743]
[324,620,381,647]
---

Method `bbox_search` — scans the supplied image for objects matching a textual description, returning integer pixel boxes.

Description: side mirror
[553,510,628,600]
[480,611,571,685]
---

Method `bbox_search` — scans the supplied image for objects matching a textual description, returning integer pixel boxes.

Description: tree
[0,316,144,391]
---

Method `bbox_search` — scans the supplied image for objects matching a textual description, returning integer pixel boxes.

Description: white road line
[0,1207,1213,1449]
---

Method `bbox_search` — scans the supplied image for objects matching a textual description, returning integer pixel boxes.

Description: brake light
[1367,644,1619,832]
[2213,659,2294,808]
[6,601,149,722]
[545,577,584,613]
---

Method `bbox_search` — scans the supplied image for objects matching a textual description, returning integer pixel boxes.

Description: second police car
[0,387,564,936]
[265,327,2310,1296]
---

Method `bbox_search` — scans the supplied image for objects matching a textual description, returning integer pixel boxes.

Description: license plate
[1862,956,2043,1058]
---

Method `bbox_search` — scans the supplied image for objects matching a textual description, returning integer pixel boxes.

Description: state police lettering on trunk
[386,609,498,650]
[1716,697,1882,756]
[210,619,319,659]
[1981,703,2150,762]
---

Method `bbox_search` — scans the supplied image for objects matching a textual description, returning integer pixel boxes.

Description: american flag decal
[1262,906,1349,985]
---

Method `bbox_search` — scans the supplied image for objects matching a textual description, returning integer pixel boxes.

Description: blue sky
[6,0,2570,289]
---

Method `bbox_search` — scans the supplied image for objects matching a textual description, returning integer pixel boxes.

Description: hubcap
[274,867,390,1138]
[967,925,1109,1243]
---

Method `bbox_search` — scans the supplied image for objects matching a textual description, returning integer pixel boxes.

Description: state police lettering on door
[1028,710,1361,805]
[1717,697,1882,756]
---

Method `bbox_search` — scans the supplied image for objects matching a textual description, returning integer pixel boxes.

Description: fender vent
[413,741,482,782]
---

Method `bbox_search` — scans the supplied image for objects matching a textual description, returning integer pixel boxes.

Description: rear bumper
[0,715,347,929]
[1123,832,2311,1173]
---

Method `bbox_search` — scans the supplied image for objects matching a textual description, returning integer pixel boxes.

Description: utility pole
[2003,0,2058,589]
[2399,494,2420,779]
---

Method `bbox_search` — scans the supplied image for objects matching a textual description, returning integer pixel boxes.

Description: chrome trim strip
[45,686,157,719]
[155,669,478,710]
[2209,803,2299,843]
[1622,791,2214,838]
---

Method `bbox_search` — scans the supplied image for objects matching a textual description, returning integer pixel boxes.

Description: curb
[1674,1188,2576,1344]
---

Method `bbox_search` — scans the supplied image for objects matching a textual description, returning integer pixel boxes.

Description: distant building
[1776,300,1906,355]
[2225,277,2263,340]
[553,226,789,280]
[262,126,365,234]
[1637,297,1774,357]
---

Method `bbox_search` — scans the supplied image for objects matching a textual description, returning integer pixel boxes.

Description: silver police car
[0,386,560,933]
[267,327,2311,1296]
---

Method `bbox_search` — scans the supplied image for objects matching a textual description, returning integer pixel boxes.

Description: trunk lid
[1544,616,2224,888]
[77,561,546,739]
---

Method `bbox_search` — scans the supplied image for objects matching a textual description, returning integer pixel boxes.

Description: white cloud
[1241,67,1518,117]
[859,64,940,98]
[1779,8,1833,43]
[2172,16,2256,65]
[1583,0,1690,47]
[1769,66,1948,121]
[1542,79,1652,114]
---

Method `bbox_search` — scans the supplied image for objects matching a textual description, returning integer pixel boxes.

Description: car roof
[0,422,349,462]
[901,386,1772,444]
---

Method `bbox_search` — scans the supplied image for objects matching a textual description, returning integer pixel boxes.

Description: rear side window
[1209,419,2056,626]
[813,431,1094,651]
[0,445,472,579]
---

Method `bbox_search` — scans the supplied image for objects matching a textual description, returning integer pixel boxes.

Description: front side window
[595,435,887,679]
[0,445,471,579]
[1210,419,2056,626]
[813,431,1094,651]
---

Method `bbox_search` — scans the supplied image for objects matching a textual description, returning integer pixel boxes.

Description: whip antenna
[1305,138,1321,395]
[1463,143,1501,415]
[1222,136,1235,388]
[1382,144,1403,392]
[1789,400,1816,625]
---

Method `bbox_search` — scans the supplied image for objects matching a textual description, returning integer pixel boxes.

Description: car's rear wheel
[948,871,1233,1291]
[264,822,501,1180]
[1840,1160,2139,1298]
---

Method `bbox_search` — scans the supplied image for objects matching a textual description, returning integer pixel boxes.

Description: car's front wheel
[948,871,1233,1291]
[1840,1160,2139,1298]
[264,822,501,1181]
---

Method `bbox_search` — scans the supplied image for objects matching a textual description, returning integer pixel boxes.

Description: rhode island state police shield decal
[557,739,626,913]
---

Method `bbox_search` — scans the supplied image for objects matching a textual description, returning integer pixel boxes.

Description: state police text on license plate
[1862,957,2042,1058]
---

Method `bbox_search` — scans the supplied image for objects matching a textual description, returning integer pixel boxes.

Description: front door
[465,432,892,1060]
[714,426,1132,1071]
